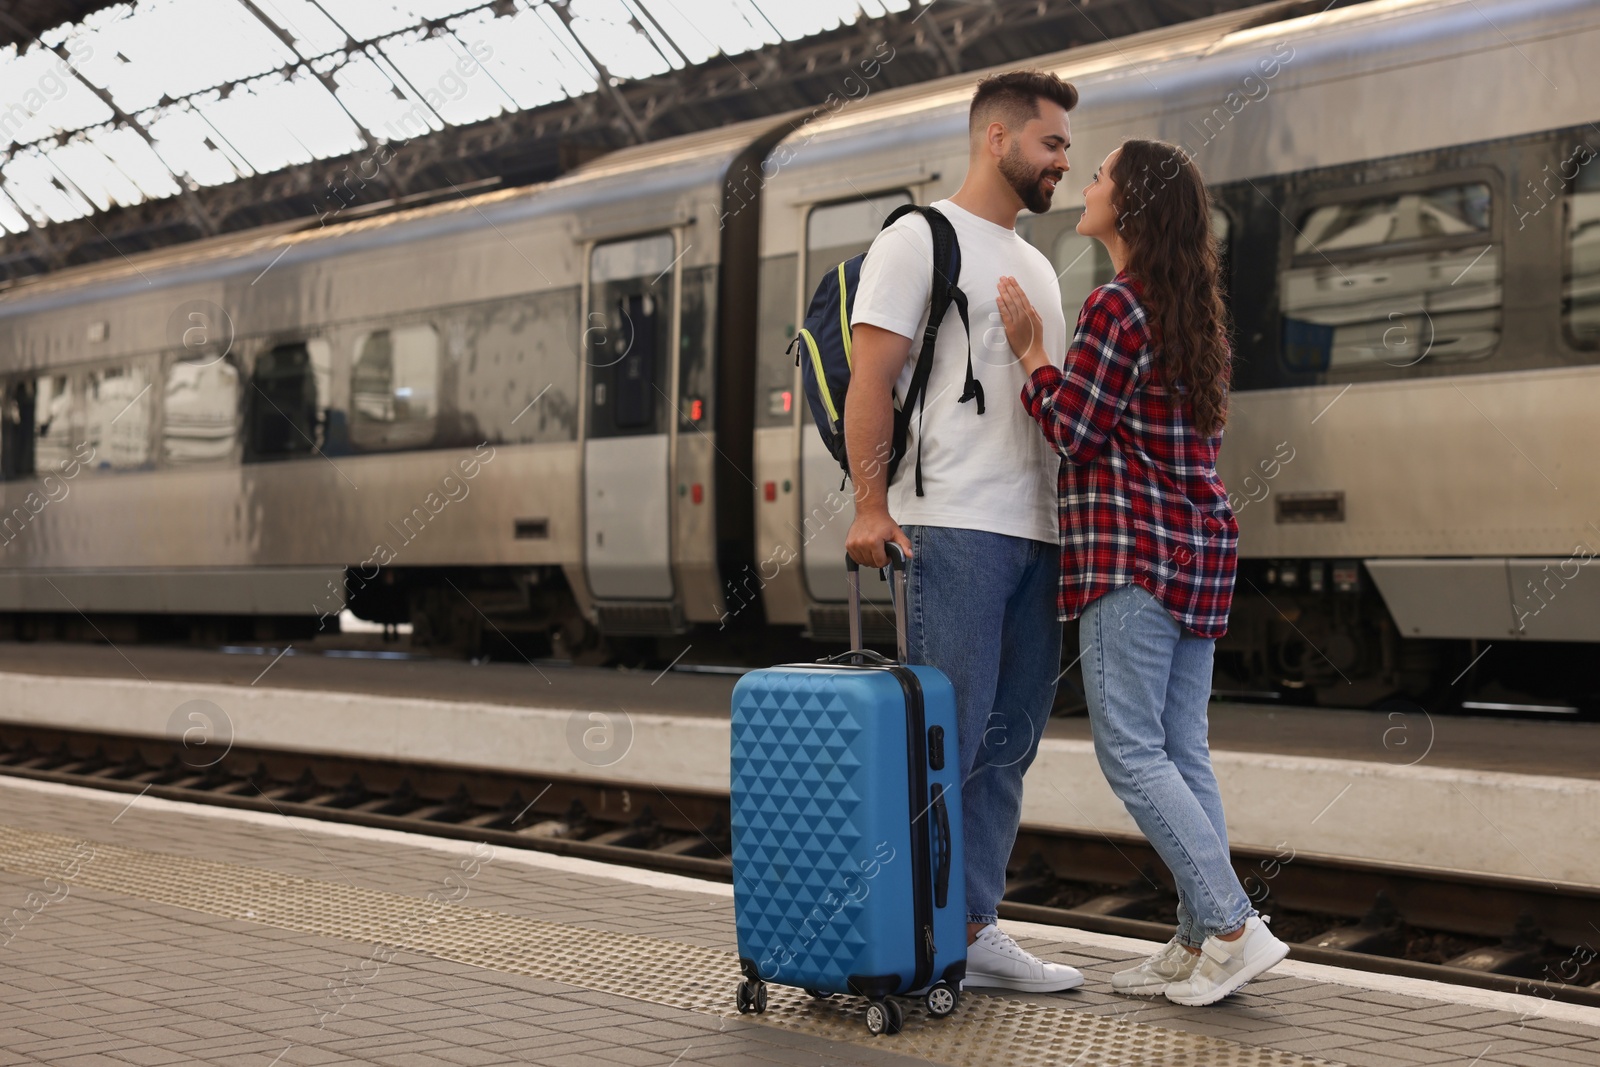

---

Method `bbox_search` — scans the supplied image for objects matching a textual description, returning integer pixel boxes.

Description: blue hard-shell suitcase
[730,546,966,1035]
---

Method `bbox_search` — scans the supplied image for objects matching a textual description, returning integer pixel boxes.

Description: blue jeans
[1080,583,1255,947]
[903,525,1061,926]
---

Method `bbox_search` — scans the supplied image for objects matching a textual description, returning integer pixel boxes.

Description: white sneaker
[1164,916,1289,1006]
[1111,938,1201,996]
[964,924,1084,993]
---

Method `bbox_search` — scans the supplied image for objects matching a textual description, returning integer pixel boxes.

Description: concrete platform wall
[3,671,1596,887]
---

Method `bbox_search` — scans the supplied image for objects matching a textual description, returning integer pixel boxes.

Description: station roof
[0,0,924,235]
[1,0,1337,282]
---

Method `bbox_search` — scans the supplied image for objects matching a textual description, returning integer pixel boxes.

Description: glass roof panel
[378,32,516,127]
[142,104,251,186]
[249,0,349,59]
[0,45,114,150]
[4,148,99,224]
[0,190,32,234]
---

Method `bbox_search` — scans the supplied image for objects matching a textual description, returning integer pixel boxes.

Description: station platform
[2,642,1598,887]
[4,774,1599,1067]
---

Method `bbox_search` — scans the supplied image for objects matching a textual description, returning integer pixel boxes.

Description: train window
[1294,184,1491,252]
[1211,206,1233,300]
[84,364,153,470]
[350,325,440,450]
[1281,180,1499,374]
[755,253,798,429]
[1,380,35,480]
[1212,207,1232,248]
[469,290,581,445]
[1565,161,1600,348]
[587,234,675,438]
[245,342,320,462]
[456,288,581,446]
[807,192,912,284]
[164,357,240,464]
[305,338,342,453]
[33,374,80,473]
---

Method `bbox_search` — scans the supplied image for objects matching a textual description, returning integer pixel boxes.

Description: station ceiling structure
[0,0,1328,281]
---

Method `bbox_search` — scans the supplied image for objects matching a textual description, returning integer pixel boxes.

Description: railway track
[3,721,1597,1008]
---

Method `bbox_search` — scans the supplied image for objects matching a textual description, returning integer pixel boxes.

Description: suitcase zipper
[883,663,937,993]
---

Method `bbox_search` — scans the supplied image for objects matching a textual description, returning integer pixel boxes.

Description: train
[1,0,1597,712]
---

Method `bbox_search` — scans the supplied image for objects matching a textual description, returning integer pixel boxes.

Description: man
[843,70,1081,993]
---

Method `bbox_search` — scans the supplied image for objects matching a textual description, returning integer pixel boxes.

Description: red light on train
[764,481,776,501]
[691,483,704,504]
[689,398,704,421]
[781,390,792,413]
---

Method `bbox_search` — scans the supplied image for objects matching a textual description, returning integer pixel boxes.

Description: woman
[996,138,1288,1005]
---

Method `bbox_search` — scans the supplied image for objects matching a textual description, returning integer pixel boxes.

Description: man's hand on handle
[846,509,912,570]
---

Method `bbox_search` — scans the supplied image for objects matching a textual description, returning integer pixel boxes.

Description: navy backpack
[790,205,985,496]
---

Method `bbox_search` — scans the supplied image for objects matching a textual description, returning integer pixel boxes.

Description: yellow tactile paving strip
[0,824,1344,1066]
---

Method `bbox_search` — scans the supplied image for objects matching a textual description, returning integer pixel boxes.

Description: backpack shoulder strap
[879,204,985,497]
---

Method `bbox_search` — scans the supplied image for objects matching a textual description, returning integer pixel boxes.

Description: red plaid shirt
[1020,272,1238,638]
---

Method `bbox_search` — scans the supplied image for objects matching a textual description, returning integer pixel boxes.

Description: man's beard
[1000,143,1061,214]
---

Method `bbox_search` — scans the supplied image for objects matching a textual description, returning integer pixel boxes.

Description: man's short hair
[969,70,1079,135]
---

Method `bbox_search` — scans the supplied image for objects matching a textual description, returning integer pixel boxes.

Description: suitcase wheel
[864,998,903,1036]
[736,980,767,1014]
[924,982,958,1018]
[805,989,835,1000]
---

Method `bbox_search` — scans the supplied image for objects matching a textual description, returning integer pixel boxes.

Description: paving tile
[601,1022,683,1045]
[589,1047,688,1066]
[106,1046,193,1066]
[1315,1019,1452,1042]
[17,1019,105,1039]
[1346,1039,1465,1064]
[1468,1022,1590,1044]
[1326,1014,1453,1037]
[1486,1046,1600,1067]
[277,1046,354,1066]
[1396,1002,1496,1024]
[1423,1034,1552,1057]
[379,1054,467,1067]
[1342,990,1438,1010]
[1314,1050,1435,1067]
[430,1048,518,1067]
[1516,1018,1600,1041]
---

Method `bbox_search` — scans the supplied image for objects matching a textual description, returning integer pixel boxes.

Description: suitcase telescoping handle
[844,542,910,664]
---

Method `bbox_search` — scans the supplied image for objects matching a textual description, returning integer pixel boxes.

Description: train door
[798,192,911,602]
[583,233,678,601]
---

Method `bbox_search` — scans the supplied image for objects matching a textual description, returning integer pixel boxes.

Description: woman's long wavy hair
[1108,140,1232,437]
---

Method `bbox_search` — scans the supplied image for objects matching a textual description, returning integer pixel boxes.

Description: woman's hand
[997,276,1049,376]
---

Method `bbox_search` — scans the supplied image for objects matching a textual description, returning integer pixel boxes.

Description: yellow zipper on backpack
[799,328,838,425]
[837,262,853,371]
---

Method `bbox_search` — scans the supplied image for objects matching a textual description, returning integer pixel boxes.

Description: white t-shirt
[851,198,1066,545]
